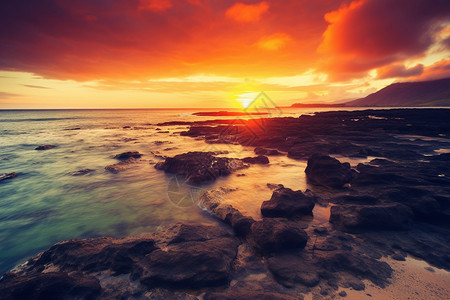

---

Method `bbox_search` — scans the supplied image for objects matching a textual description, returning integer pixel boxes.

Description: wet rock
[200,188,255,236]
[242,155,270,164]
[305,155,354,188]
[35,145,56,150]
[138,224,240,288]
[71,169,94,176]
[0,172,17,182]
[267,183,284,190]
[250,218,308,254]
[105,158,139,173]
[339,290,347,297]
[268,254,320,287]
[113,151,143,160]
[391,254,406,261]
[254,147,283,156]
[261,187,315,218]
[330,203,414,232]
[155,152,248,184]
[0,272,101,300]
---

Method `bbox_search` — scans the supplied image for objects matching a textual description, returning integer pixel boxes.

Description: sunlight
[236,92,258,108]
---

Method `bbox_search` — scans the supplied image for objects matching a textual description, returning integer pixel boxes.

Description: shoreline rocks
[261,187,315,218]
[155,152,248,184]
[305,155,354,188]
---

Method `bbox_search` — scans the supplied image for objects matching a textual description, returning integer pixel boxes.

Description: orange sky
[0,0,449,108]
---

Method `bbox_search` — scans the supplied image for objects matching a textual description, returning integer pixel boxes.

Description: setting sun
[236,92,258,108]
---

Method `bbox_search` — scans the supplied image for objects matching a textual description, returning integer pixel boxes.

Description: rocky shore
[1,109,449,299]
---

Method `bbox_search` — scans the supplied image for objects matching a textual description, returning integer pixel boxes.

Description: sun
[236,92,258,109]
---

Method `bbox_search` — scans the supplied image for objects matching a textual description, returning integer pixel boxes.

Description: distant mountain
[346,78,450,107]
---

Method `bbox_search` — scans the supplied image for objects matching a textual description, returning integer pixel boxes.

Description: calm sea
[0,107,378,275]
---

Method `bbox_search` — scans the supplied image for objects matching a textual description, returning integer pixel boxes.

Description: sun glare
[236,92,258,108]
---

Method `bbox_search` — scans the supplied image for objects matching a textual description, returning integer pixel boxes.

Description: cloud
[138,0,172,12]
[0,91,21,99]
[318,0,450,81]
[414,59,450,81]
[22,84,52,89]
[255,33,292,51]
[376,64,424,79]
[225,1,269,22]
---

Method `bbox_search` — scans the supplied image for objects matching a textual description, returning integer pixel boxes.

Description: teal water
[0,107,377,275]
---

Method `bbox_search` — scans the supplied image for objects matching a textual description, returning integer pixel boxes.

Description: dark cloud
[376,64,424,79]
[318,0,450,80]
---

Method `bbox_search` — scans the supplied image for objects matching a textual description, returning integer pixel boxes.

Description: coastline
[1,108,449,299]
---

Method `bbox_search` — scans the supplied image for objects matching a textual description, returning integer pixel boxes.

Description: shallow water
[0,107,396,274]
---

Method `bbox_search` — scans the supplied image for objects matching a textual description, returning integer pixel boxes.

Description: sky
[0,0,449,109]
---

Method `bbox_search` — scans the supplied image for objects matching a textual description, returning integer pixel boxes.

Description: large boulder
[155,152,248,184]
[249,218,308,254]
[305,155,354,188]
[329,203,414,232]
[138,223,240,288]
[261,187,315,218]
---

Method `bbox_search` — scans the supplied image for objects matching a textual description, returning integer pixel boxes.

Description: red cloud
[226,1,269,22]
[376,64,424,79]
[138,0,172,12]
[318,0,450,81]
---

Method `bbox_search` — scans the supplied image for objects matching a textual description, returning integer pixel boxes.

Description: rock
[320,251,393,287]
[71,169,94,176]
[267,183,284,190]
[261,187,315,218]
[155,152,248,184]
[250,218,308,254]
[138,224,240,288]
[200,188,255,236]
[105,157,139,173]
[113,151,143,160]
[339,290,347,297]
[392,254,406,261]
[254,147,283,156]
[35,145,56,150]
[33,237,156,275]
[268,254,320,287]
[330,203,414,232]
[242,156,270,164]
[0,172,17,182]
[204,290,297,300]
[0,272,101,300]
[305,155,354,188]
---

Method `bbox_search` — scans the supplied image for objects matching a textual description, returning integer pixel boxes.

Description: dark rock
[320,251,393,287]
[268,254,320,287]
[71,169,94,176]
[0,272,101,300]
[391,254,406,261]
[204,290,297,300]
[314,226,329,235]
[138,224,240,288]
[305,155,354,188]
[0,172,17,182]
[250,218,308,254]
[261,187,315,218]
[35,145,56,150]
[339,290,347,297]
[330,203,414,232]
[242,155,270,164]
[254,147,283,156]
[155,152,248,184]
[113,151,143,160]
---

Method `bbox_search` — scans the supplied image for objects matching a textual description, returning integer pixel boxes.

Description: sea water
[0,107,372,275]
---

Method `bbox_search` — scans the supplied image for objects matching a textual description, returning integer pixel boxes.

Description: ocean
[0,107,382,275]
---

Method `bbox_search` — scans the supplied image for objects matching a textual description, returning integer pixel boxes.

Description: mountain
[346,77,450,107]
